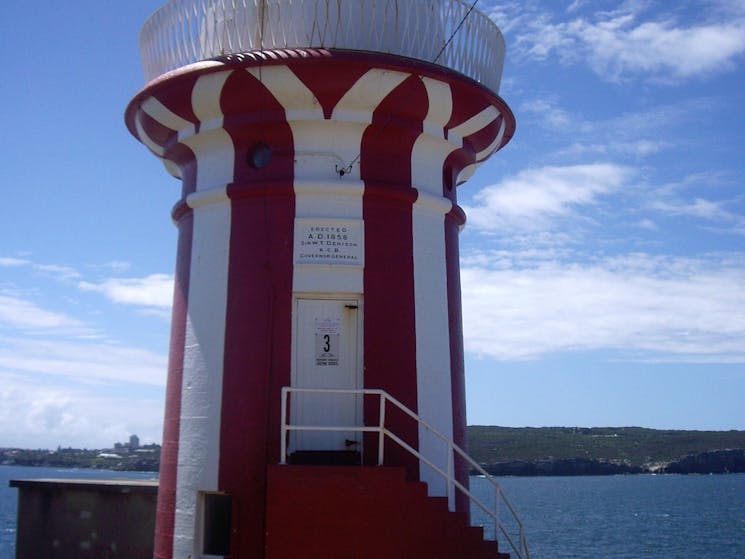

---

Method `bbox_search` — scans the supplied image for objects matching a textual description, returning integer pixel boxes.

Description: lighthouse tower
[126,1,517,558]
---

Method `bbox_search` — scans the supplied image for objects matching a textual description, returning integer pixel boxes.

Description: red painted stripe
[218,69,296,558]
[442,149,473,199]
[359,72,427,480]
[446,80,494,134]
[290,59,371,119]
[169,143,198,197]
[131,102,198,196]
[135,110,175,150]
[359,70,430,480]
[464,113,504,159]
[153,204,193,559]
[126,72,201,137]
[219,69,296,184]
[126,49,515,154]
[362,184,419,477]
[219,184,295,558]
[361,74,427,185]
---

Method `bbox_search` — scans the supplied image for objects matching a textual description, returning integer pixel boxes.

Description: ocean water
[471,474,745,559]
[2,466,744,558]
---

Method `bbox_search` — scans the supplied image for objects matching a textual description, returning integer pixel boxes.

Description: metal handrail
[280,386,530,559]
[138,0,506,93]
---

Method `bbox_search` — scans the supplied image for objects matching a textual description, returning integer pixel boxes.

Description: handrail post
[378,392,386,466]
[280,386,288,464]
[495,486,500,545]
[447,440,454,511]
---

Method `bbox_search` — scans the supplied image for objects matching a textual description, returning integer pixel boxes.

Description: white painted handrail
[138,0,506,93]
[280,386,530,559]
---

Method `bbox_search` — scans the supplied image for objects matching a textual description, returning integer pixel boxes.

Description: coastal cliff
[468,426,745,476]
[3,427,744,476]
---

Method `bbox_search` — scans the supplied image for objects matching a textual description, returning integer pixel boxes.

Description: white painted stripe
[133,113,181,178]
[163,159,183,179]
[180,129,236,191]
[247,66,324,121]
[414,190,453,215]
[173,192,231,558]
[412,78,458,195]
[276,68,411,295]
[455,163,479,186]
[135,112,165,157]
[412,191,454,504]
[293,179,365,217]
[176,72,236,192]
[411,134,458,196]
[448,105,499,139]
[186,185,231,210]
[474,117,506,161]
[191,71,231,122]
[420,78,452,139]
[141,96,193,132]
[331,69,410,125]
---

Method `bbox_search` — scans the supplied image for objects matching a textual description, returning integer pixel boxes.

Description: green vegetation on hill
[466,426,745,474]
[0,445,160,472]
[3,427,744,475]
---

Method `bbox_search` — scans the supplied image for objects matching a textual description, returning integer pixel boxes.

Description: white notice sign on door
[314,318,340,366]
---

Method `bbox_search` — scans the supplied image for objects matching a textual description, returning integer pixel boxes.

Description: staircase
[266,465,510,559]
[280,387,530,559]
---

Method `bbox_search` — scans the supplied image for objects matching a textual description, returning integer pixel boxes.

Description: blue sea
[471,474,745,559]
[2,466,744,558]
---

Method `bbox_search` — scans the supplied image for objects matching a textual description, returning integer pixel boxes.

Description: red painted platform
[265,465,510,559]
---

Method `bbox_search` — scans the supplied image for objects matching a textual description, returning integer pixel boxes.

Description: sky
[1,0,744,450]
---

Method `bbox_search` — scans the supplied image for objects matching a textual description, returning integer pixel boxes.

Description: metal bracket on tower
[335,163,353,178]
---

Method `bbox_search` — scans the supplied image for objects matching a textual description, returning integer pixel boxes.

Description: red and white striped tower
[126,2,514,558]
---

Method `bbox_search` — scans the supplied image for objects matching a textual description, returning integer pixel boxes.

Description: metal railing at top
[280,386,530,559]
[138,0,506,92]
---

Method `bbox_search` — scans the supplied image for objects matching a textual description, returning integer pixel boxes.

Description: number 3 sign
[314,317,340,366]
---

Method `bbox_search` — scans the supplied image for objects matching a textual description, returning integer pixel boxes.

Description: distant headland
[468,426,745,475]
[2,427,744,475]
[0,434,160,472]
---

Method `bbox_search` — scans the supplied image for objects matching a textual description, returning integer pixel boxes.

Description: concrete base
[10,478,158,559]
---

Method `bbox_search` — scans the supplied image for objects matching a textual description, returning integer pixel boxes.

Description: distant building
[129,434,140,451]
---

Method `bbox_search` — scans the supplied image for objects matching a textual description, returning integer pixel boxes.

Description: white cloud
[650,198,733,221]
[645,173,745,232]
[519,97,574,129]
[0,256,80,281]
[0,373,163,449]
[461,254,745,362]
[499,2,745,82]
[79,274,174,309]
[0,336,167,387]
[33,263,81,281]
[559,139,669,158]
[464,163,631,230]
[0,257,30,267]
[95,260,132,274]
[581,18,745,82]
[518,94,700,164]
[0,294,87,332]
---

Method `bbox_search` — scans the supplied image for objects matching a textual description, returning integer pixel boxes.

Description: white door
[290,298,361,452]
